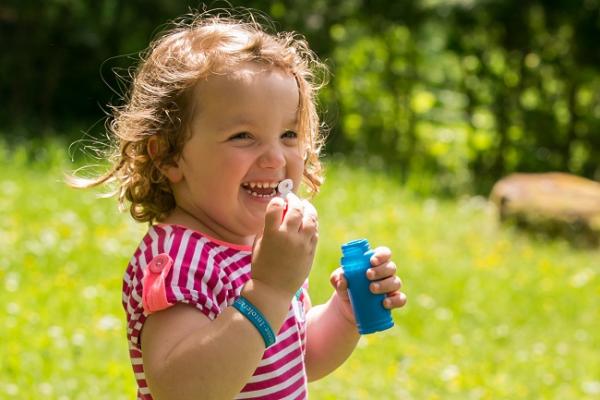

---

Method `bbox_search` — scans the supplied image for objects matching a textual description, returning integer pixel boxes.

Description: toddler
[75,10,406,400]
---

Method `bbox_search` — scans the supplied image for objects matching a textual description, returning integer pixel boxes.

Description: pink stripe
[138,388,152,399]
[241,373,306,399]
[241,358,304,392]
[294,389,307,400]
[202,243,220,295]
[231,276,249,290]
[220,243,249,260]
[133,364,144,373]
[129,348,142,357]
[255,340,302,375]
[254,347,303,378]
[270,374,306,399]
[268,319,300,349]
[276,315,300,335]
[151,226,164,254]
[211,246,240,306]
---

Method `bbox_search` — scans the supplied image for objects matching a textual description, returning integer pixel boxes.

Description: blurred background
[1,1,599,399]
[2,0,599,193]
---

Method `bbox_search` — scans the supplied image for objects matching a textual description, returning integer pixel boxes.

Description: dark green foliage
[1,0,598,193]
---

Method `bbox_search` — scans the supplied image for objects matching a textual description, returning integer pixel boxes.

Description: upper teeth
[245,182,279,189]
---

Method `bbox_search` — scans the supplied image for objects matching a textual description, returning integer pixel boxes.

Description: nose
[257,144,286,169]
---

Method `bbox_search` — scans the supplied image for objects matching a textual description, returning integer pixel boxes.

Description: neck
[160,206,255,247]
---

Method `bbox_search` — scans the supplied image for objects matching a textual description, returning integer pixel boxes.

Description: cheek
[288,152,305,182]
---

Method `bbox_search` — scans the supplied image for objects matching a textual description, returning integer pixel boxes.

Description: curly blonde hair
[73,10,328,223]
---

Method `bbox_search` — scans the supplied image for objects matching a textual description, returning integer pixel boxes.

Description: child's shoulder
[130,223,252,270]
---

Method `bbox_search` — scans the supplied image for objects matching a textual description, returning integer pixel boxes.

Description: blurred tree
[0,0,598,193]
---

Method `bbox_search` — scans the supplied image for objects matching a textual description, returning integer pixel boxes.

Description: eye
[281,130,298,139]
[228,131,253,141]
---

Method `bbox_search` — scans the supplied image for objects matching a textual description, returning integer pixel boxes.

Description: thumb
[251,233,262,257]
[330,268,351,302]
[264,196,285,233]
[330,268,348,291]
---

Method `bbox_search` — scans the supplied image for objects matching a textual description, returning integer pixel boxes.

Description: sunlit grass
[1,140,598,399]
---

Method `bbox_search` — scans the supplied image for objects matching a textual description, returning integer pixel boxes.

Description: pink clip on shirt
[142,253,174,314]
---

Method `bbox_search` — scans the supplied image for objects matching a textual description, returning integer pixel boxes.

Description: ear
[147,136,184,183]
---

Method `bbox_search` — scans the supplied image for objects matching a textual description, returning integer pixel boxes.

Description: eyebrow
[217,115,299,132]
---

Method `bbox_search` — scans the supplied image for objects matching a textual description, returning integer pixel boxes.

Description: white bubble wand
[277,179,294,219]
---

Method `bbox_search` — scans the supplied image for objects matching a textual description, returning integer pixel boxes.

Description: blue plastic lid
[341,238,370,257]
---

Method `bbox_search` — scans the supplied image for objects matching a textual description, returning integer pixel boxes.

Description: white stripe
[131,357,143,364]
[171,229,192,301]
[234,368,305,399]
[139,386,151,395]
[139,238,147,255]
[248,357,302,383]
[123,257,135,285]
[138,249,148,271]
[130,282,142,310]
[281,379,307,400]
[259,324,297,364]
[123,254,139,311]
[187,237,206,302]
[227,253,252,282]
[163,225,174,252]
[134,372,145,380]
[199,241,212,309]
[221,250,250,268]
[133,241,148,316]
[149,228,159,256]
[258,334,300,366]
[200,244,228,310]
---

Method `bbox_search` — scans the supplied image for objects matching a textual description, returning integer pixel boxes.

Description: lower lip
[241,188,277,203]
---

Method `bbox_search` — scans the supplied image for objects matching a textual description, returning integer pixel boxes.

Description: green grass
[1,140,599,399]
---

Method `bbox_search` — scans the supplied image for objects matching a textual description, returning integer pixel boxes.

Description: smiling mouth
[241,181,280,198]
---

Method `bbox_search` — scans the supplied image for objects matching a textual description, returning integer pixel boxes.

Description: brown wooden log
[489,172,600,247]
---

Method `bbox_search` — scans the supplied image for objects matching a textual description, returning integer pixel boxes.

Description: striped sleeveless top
[122,224,308,399]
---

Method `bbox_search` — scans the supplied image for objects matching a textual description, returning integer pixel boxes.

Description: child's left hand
[330,246,407,324]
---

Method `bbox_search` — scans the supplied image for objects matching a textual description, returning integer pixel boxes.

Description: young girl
[76,10,406,400]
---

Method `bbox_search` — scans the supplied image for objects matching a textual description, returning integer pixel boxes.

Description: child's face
[166,63,304,243]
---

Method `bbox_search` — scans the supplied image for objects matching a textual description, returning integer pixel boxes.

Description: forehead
[191,63,300,124]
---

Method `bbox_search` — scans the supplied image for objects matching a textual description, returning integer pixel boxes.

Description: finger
[311,232,319,247]
[263,196,286,233]
[370,246,392,266]
[301,200,318,233]
[282,192,304,231]
[366,261,397,280]
[370,276,402,294]
[383,291,407,309]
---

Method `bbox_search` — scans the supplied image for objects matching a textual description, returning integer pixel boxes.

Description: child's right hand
[251,192,318,298]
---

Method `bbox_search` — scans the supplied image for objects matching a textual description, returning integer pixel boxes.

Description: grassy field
[1,139,599,399]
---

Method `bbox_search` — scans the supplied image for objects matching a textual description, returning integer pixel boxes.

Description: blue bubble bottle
[341,239,394,334]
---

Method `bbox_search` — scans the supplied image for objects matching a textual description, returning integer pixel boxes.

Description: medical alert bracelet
[233,296,276,348]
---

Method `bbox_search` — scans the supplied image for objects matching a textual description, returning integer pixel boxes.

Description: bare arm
[305,247,407,381]
[142,279,292,400]
[304,292,360,381]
